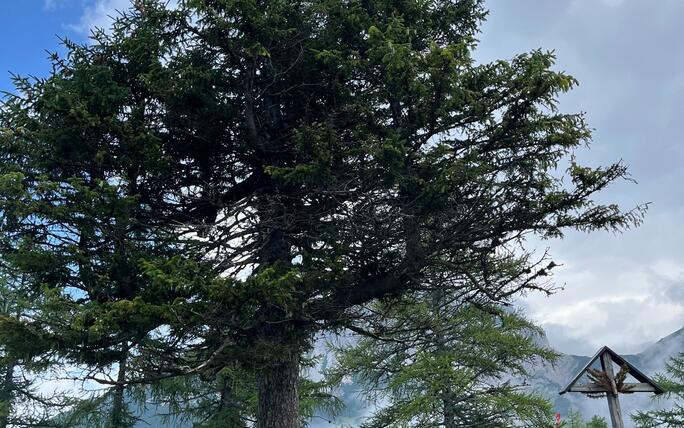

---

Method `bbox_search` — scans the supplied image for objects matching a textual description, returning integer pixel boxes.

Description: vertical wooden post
[600,352,624,428]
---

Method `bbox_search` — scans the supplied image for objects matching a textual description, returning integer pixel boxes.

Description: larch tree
[561,411,609,428]
[327,292,558,427]
[0,8,195,426]
[564,410,586,428]
[0,0,644,427]
[633,353,684,427]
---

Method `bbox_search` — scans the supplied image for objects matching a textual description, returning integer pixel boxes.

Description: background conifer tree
[327,291,558,427]
[585,415,609,428]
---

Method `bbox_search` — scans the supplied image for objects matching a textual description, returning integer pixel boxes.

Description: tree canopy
[0,0,643,426]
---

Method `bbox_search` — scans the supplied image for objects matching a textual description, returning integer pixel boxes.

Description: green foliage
[586,415,609,428]
[327,293,558,427]
[57,392,135,428]
[633,352,684,427]
[560,411,608,428]
[0,0,644,424]
[563,409,585,428]
[0,274,71,427]
[138,359,340,428]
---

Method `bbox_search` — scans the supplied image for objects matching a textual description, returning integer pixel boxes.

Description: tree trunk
[0,361,15,428]
[109,350,128,428]
[441,389,458,428]
[432,290,457,428]
[216,373,247,427]
[256,352,299,428]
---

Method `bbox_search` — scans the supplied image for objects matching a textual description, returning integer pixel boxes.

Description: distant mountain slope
[634,326,684,373]
[124,328,684,427]
[526,327,684,427]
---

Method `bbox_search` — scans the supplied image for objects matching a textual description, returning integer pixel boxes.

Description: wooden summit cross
[559,346,664,428]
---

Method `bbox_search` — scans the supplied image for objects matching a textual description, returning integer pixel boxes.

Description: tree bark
[256,352,299,428]
[0,361,15,428]
[109,350,128,428]
[442,392,457,428]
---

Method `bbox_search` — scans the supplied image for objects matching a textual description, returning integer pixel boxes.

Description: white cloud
[521,246,684,355]
[71,0,179,37]
[70,0,134,35]
[43,0,58,11]
[538,295,683,353]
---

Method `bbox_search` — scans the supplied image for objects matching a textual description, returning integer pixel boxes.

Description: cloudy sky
[476,0,684,356]
[1,0,683,357]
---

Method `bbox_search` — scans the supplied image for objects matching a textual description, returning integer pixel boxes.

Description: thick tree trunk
[256,352,299,428]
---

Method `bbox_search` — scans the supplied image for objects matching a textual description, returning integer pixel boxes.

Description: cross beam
[567,383,658,394]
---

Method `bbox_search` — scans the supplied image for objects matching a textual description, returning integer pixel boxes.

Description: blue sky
[0,0,141,92]
[1,1,85,92]
[2,0,684,357]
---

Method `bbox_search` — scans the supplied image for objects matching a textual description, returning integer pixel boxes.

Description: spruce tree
[0,1,644,426]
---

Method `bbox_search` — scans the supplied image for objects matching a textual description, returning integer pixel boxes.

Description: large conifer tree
[0,1,643,426]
